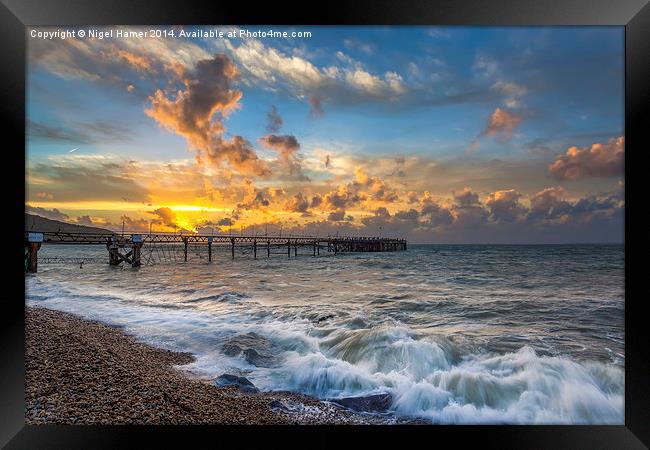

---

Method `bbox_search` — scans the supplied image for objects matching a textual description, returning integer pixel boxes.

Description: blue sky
[25,26,624,243]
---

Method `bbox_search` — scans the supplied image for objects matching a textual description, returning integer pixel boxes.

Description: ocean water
[26,243,625,424]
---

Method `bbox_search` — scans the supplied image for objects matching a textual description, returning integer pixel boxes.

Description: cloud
[353,167,399,202]
[285,193,311,214]
[26,206,69,221]
[258,134,307,179]
[485,189,526,222]
[343,38,376,55]
[448,188,488,227]
[145,54,269,176]
[29,26,211,83]
[528,186,573,222]
[491,81,527,108]
[27,155,151,203]
[323,185,362,210]
[236,179,272,210]
[224,39,407,109]
[114,215,151,232]
[327,209,352,222]
[112,48,154,72]
[394,208,420,222]
[75,215,96,226]
[259,134,299,156]
[149,207,177,227]
[548,136,624,180]
[474,53,500,78]
[419,193,454,227]
[266,105,283,133]
[373,207,391,219]
[309,95,325,118]
[389,156,406,177]
[482,107,523,139]
[342,69,405,97]
[453,187,480,207]
[467,107,524,153]
[527,186,623,226]
[145,54,239,144]
[318,167,401,213]
[217,217,234,227]
[28,119,132,144]
[406,191,419,204]
[311,195,323,208]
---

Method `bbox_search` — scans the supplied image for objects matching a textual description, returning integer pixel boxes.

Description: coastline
[25,306,415,425]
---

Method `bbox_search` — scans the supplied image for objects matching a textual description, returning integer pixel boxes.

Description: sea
[25,243,625,424]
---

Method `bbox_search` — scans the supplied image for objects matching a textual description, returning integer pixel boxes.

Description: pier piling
[26,232,43,273]
[132,235,142,267]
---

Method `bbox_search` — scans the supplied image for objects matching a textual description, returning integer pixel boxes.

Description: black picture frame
[2,0,647,447]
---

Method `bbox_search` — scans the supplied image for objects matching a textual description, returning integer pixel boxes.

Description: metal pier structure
[24,231,408,273]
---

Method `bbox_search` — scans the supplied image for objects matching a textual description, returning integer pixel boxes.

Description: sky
[25,26,624,243]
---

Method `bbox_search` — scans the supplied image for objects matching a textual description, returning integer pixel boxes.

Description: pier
[24,231,407,273]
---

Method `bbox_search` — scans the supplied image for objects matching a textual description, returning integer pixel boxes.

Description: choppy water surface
[26,244,624,424]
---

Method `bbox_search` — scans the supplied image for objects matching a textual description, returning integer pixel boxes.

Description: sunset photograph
[24,25,624,425]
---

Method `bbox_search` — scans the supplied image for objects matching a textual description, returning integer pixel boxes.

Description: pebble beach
[25,307,401,425]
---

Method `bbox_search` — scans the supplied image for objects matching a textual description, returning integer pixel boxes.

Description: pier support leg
[183,237,188,262]
[267,240,270,258]
[208,241,212,262]
[287,240,291,258]
[26,243,41,273]
[108,245,120,266]
[294,243,297,257]
[254,240,257,259]
[132,243,142,267]
[231,238,235,259]
[26,233,44,274]
[313,242,316,257]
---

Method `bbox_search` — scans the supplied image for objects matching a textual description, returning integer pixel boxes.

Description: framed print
[1,0,647,447]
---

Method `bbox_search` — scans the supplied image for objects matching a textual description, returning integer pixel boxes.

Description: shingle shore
[25,306,394,425]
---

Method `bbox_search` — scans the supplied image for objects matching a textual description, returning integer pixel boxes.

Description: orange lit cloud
[548,136,624,180]
[112,48,154,72]
[467,107,523,153]
[284,193,311,214]
[482,107,523,139]
[145,54,269,176]
[149,207,177,227]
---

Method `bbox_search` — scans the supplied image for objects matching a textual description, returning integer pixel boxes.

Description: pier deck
[24,231,407,272]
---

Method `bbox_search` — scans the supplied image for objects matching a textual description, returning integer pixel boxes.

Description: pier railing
[24,231,407,273]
